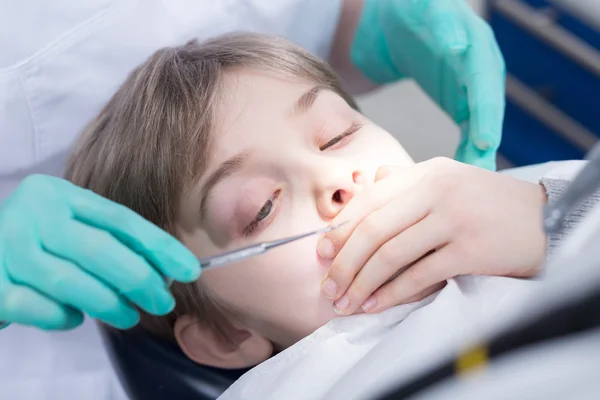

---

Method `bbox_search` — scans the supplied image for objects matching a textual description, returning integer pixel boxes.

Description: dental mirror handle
[543,141,600,234]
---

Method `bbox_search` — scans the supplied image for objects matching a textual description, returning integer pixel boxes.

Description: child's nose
[316,171,364,219]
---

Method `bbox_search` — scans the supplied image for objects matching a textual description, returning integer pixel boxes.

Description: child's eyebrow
[199,151,251,220]
[287,85,326,117]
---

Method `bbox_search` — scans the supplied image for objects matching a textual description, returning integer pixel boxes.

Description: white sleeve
[234,0,343,60]
[0,0,343,201]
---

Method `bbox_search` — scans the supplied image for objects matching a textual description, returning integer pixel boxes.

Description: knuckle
[404,267,426,289]
[328,260,351,287]
[120,256,157,291]
[133,264,155,288]
[6,252,41,283]
[45,273,70,295]
[103,205,146,243]
[375,242,400,269]
[81,230,114,259]
[347,281,371,303]
[373,288,392,309]
[437,172,462,194]
[21,174,46,189]
[8,176,68,218]
[356,216,383,240]
[102,202,128,224]
[19,175,55,198]
[0,286,25,316]
[108,256,156,292]
[0,212,27,240]
[428,157,452,169]
[329,259,361,291]
[425,163,462,194]
[92,296,126,319]
[42,262,75,295]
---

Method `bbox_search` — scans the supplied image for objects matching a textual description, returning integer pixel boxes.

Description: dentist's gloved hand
[351,0,505,170]
[0,175,200,331]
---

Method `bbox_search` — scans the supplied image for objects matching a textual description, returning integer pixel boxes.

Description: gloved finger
[6,249,140,329]
[40,219,176,316]
[0,282,83,330]
[469,147,498,171]
[63,181,200,283]
[363,246,457,312]
[454,123,471,164]
[456,138,498,171]
[423,0,469,53]
[488,19,507,77]
[465,23,505,156]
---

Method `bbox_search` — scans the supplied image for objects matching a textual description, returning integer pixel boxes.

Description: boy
[65,33,585,378]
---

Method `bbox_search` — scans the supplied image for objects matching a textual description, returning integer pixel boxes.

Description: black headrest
[99,324,250,400]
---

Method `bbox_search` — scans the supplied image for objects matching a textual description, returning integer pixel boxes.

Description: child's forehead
[208,68,347,157]
[218,68,328,111]
[218,69,343,121]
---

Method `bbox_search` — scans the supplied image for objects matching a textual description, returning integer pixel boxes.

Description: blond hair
[65,32,357,341]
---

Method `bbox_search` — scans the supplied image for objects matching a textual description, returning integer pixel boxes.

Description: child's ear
[174,314,273,369]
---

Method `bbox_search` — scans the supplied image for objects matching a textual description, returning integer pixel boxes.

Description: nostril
[332,190,343,203]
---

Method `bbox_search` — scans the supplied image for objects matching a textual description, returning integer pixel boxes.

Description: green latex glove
[0,175,200,330]
[352,0,506,170]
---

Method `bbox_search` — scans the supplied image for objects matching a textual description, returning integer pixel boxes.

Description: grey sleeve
[540,177,600,257]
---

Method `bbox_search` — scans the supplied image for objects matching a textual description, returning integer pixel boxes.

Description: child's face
[176,69,413,355]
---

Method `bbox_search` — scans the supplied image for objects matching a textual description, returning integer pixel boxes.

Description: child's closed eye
[319,122,363,151]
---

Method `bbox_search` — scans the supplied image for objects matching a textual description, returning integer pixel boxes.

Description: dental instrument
[200,221,348,270]
[164,221,348,287]
[543,141,600,234]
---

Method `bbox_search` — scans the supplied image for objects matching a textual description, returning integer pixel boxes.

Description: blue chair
[99,325,250,400]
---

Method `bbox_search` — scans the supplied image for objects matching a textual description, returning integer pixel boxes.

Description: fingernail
[474,153,497,171]
[61,311,85,330]
[151,289,176,315]
[434,21,468,53]
[474,134,497,151]
[321,277,338,299]
[317,237,335,259]
[114,311,141,330]
[361,297,377,312]
[333,295,350,315]
[161,242,201,282]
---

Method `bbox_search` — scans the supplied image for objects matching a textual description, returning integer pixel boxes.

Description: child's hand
[318,158,547,315]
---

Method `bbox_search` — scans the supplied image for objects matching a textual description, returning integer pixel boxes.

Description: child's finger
[322,180,434,301]
[374,165,404,182]
[328,214,449,316]
[361,246,459,313]
[318,163,432,261]
[321,188,431,303]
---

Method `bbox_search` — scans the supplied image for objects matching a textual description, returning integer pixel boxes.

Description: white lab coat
[0,1,341,398]
[0,0,342,200]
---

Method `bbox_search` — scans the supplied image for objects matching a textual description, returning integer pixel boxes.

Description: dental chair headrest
[99,324,250,400]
